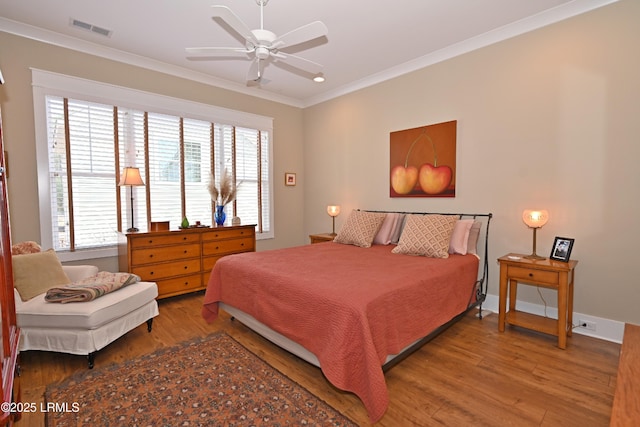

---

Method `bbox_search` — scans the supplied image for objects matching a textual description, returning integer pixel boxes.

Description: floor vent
[70,18,113,38]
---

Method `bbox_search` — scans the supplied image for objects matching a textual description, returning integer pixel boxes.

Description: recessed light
[313,76,325,83]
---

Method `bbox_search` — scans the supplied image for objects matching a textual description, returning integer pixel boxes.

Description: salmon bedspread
[202,242,479,423]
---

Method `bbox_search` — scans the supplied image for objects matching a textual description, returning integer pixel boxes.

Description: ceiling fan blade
[211,5,258,45]
[274,52,324,74]
[246,58,261,81]
[272,21,328,49]
[185,47,251,59]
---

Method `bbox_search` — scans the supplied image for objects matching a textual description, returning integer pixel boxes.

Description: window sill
[56,247,118,263]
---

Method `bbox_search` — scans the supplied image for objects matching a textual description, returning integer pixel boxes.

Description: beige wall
[303,0,640,324]
[1,0,638,324]
[0,31,307,271]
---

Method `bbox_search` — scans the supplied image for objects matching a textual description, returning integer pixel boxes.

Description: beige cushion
[333,210,386,248]
[13,250,71,301]
[392,214,458,258]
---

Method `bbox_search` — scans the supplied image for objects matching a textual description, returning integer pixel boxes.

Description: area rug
[44,332,357,426]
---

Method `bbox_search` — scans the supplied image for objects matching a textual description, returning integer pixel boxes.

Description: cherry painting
[389,120,456,198]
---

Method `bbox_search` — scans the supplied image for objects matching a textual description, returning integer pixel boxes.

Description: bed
[202,210,492,423]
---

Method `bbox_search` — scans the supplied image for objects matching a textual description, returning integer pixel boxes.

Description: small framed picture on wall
[284,172,296,186]
[549,237,574,262]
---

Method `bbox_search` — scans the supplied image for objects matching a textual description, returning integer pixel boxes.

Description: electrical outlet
[578,319,596,331]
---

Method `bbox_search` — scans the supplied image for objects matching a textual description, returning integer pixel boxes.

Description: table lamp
[327,205,341,236]
[522,209,549,260]
[119,167,145,232]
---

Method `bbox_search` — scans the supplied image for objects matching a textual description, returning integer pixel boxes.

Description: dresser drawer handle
[529,273,534,277]
[149,271,154,276]
[184,250,188,254]
[149,254,154,258]
[240,243,244,246]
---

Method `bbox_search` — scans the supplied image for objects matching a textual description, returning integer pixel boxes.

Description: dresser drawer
[508,266,559,285]
[202,255,224,273]
[202,237,254,256]
[156,274,203,298]
[132,258,201,281]
[202,227,254,241]
[131,243,200,266]
[129,233,200,249]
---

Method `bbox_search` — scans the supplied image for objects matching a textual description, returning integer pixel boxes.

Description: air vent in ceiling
[70,18,112,38]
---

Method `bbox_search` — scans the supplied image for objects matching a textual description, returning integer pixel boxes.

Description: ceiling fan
[186,0,328,83]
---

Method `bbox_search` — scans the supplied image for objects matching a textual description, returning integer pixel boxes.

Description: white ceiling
[0,0,616,107]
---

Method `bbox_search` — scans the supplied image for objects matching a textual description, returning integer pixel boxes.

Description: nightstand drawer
[508,266,559,285]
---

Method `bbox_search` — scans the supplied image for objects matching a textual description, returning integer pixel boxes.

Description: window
[33,70,273,261]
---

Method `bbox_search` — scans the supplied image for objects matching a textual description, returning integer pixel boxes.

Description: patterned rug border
[44,331,357,426]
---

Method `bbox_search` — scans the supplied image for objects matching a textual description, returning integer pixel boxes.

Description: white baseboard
[480,294,624,344]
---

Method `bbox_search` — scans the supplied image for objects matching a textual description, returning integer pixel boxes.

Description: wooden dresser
[118,225,255,299]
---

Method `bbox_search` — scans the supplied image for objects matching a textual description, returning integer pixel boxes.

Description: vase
[214,205,226,226]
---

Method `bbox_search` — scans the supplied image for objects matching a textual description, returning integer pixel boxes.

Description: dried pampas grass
[208,169,237,206]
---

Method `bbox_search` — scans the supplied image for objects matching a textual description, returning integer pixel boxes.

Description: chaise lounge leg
[146,318,153,332]
[88,352,96,369]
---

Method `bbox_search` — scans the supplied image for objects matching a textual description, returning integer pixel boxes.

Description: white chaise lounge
[12,243,159,368]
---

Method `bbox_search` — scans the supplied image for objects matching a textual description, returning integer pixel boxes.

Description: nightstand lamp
[327,205,341,236]
[522,209,548,260]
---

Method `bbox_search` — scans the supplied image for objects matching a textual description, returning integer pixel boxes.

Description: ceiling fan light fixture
[255,46,270,60]
[186,2,328,83]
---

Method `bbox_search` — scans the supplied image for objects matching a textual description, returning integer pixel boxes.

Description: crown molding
[1,0,618,109]
[0,17,305,108]
[301,0,619,107]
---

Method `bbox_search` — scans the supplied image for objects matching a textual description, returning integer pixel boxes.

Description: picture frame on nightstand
[550,236,574,262]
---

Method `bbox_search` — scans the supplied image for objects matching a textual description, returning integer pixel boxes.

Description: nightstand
[498,253,578,349]
[309,233,336,244]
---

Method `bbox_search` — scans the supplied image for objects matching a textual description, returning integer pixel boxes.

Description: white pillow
[449,219,474,255]
[390,214,406,244]
[467,220,482,255]
[373,213,402,245]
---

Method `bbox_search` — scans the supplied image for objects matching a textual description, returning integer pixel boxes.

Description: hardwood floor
[17,292,620,426]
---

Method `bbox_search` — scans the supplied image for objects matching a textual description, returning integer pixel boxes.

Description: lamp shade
[522,209,549,228]
[327,205,341,217]
[119,167,145,186]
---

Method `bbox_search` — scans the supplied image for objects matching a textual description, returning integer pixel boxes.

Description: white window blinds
[40,91,272,255]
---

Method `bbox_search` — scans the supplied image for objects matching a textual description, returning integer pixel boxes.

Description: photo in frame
[284,172,296,186]
[550,237,574,262]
